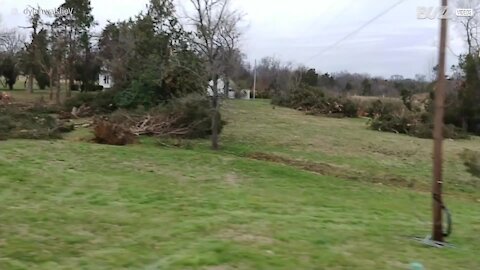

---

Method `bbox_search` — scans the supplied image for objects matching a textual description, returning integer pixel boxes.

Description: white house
[207,78,232,97]
[99,70,113,89]
[207,78,250,99]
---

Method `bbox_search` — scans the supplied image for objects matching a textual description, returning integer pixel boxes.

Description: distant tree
[415,74,427,82]
[231,59,251,89]
[458,53,480,132]
[22,12,42,93]
[218,10,244,97]
[344,82,353,92]
[318,73,335,88]
[51,28,68,104]
[0,29,24,53]
[33,29,51,90]
[333,72,368,94]
[0,29,24,90]
[390,74,404,81]
[400,88,413,111]
[361,78,372,96]
[98,21,135,88]
[256,56,281,95]
[302,68,318,87]
[254,56,294,99]
[0,55,19,90]
[53,0,96,96]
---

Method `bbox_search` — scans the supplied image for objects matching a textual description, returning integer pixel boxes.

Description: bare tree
[0,29,25,54]
[0,18,8,45]
[185,0,242,150]
[454,0,480,54]
[218,9,243,97]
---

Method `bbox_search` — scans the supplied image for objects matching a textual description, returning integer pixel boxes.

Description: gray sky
[0,0,469,78]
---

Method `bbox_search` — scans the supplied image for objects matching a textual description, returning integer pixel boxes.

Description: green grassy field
[2,89,74,104]
[0,100,479,269]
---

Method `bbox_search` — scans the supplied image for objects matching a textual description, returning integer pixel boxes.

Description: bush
[64,90,117,113]
[164,94,226,139]
[254,90,271,99]
[341,98,358,117]
[289,87,325,109]
[0,115,16,140]
[28,102,63,114]
[35,72,50,90]
[0,105,66,140]
[365,99,405,117]
[64,92,96,110]
[93,90,118,112]
[114,80,159,109]
[460,149,480,178]
[369,110,413,134]
[368,100,469,139]
[272,86,359,118]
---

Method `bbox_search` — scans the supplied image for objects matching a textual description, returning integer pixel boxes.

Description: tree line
[252,56,432,99]
[1,0,479,145]
[0,0,248,149]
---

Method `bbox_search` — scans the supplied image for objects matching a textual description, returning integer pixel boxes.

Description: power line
[306,0,353,33]
[447,44,459,57]
[304,0,406,63]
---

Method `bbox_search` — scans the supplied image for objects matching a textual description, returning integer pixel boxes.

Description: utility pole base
[413,236,454,248]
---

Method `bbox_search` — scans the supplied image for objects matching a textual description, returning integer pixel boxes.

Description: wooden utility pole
[432,0,448,242]
[253,59,257,99]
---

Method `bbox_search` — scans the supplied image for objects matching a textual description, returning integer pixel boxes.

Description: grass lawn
[0,100,479,269]
[2,89,75,104]
[1,77,74,103]
[0,76,39,92]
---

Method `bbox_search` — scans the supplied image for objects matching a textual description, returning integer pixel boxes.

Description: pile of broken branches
[129,114,191,136]
[0,92,12,105]
[104,110,210,138]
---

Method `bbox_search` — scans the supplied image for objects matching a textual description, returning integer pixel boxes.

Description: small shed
[239,89,251,100]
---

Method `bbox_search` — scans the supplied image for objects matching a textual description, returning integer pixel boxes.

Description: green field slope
[0,100,479,269]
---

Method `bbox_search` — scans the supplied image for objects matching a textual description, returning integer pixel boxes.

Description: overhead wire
[303,0,407,64]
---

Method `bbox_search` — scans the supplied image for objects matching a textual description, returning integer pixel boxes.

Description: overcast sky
[0,0,470,78]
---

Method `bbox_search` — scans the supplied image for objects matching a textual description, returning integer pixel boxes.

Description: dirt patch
[248,152,335,174]
[247,152,414,188]
[203,266,234,270]
[218,229,275,245]
[225,173,240,186]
